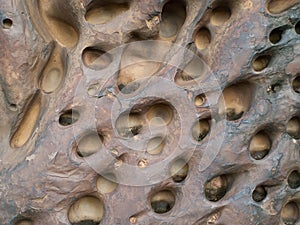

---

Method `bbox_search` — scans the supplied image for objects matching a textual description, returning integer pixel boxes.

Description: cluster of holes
[194,5,231,51]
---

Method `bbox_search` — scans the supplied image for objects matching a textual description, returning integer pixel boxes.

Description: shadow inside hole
[249,131,271,160]
[296,21,300,34]
[210,6,231,26]
[252,55,271,72]
[252,186,267,202]
[281,201,300,225]
[170,159,189,183]
[269,27,284,44]
[287,117,300,139]
[205,175,229,202]
[292,76,300,94]
[288,170,300,189]
[150,190,175,214]
[59,109,80,126]
[2,18,13,29]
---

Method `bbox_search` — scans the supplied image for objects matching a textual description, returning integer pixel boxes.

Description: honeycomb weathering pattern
[0,0,300,224]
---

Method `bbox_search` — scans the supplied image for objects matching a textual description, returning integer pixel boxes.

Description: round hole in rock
[159,0,186,39]
[218,83,252,121]
[296,21,300,34]
[68,196,104,225]
[287,117,300,139]
[15,220,33,225]
[77,132,103,157]
[281,202,299,225]
[2,18,12,29]
[150,190,175,214]
[252,55,270,72]
[292,76,300,94]
[169,159,189,183]
[210,6,231,26]
[252,186,267,202]
[205,175,228,202]
[195,27,211,50]
[249,131,271,160]
[288,170,300,189]
[116,113,143,138]
[147,136,165,155]
[269,27,283,44]
[96,174,118,194]
[87,84,99,96]
[59,109,80,126]
[82,48,112,70]
[267,0,300,14]
[194,94,206,107]
[192,119,210,142]
[146,104,173,126]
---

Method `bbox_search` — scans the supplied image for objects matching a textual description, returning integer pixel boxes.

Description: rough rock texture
[1,0,300,224]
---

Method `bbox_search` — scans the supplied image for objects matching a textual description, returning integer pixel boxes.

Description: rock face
[1,0,300,224]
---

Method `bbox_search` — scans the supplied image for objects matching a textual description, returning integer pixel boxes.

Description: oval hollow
[205,175,228,202]
[192,119,210,142]
[82,48,112,70]
[287,117,300,139]
[218,83,252,121]
[288,170,300,189]
[2,18,13,29]
[68,196,104,224]
[195,27,211,50]
[281,201,299,225]
[252,186,267,202]
[77,132,103,157]
[210,6,231,26]
[59,110,80,126]
[150,190,175,214]
[249,131,271,160]
[170,159,189,183]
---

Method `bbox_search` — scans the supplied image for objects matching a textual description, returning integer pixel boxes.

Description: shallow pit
[281,201,299,225]
[205,175,228,202]
[252,186,267,202]
[2,18,12,29]
[68,196,104,225]
[292,76,300,93]
[195,27,211,50]
[96,174,118,194]
[77,132,103,157]
[151,190,175,214]
[15,220,33,225]
[218,83,252,121]
[169,159,189,183]
[159,0,186,40]
[249,131,271,160]
[147,136,165,155]
[82,47,112,70]
[267,0,300,14]
[296,21,300,34]
[252,55,270,72]
[287,117,300,139]
[269,27,283,44]
[146,103,173,126]
[85,2,129,25]
[40,45,66,94]
[116,113,143,137]
[194,94,206,107]
[210,6,231,26]
[191,119,210,142]
[10,93,41,148]
[59,109,80,126]
[288,170,300,189]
